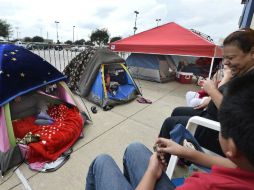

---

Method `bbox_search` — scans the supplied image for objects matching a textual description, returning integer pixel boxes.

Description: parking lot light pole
[156,19,161,27]
[15,27,19,39]
[55,21,59,43]
[133,10,139,35]
[73,26,75,43]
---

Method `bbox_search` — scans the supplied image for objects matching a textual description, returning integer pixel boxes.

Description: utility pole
[73,26,75,43]
[15,27,19,39]
[55,21,59,43]
[133,11,139,35]
[156,19,161,27]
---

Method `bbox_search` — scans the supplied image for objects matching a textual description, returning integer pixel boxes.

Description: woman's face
[222,44,254,76]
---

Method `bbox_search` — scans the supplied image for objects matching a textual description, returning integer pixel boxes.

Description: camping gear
[0,44,86,176]
[110,22,222,81]
[175,72,194,84]
[63,47,141,108]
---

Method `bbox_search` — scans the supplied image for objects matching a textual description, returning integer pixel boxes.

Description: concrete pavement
[0,80,199,190]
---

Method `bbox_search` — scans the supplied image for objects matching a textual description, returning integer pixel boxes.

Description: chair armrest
[166,116,220,179]
[186,116,220,135]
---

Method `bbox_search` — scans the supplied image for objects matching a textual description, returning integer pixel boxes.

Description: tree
[0,19,12,39]
[110,36,122,43]
[32,36,44,42]
[90,28,109,46]
[74,39,85,45]
[65,40,73,45]
[11,39,19,43]
[84,40,94,46]
[24,37,32,42]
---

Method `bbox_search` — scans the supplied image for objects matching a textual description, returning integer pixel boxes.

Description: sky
[0,0,244,44]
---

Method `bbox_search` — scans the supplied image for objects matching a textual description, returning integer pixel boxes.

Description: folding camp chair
[166,116,221,179]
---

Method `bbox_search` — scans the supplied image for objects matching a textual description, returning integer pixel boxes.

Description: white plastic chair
[166,116,221,179]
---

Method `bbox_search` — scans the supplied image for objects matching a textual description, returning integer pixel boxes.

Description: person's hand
[146,153,165,180]
[194,96,211,110]
[223,65,233,80]
[198,79,205,86]
[155,138,187,158]
[202,79,217,94]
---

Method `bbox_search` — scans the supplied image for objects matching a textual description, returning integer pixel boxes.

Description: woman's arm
[202,79,223,109]
[218,66,232,87]
[203,66,232,108]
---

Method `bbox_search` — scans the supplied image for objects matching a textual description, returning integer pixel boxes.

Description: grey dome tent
[63,47,141,108]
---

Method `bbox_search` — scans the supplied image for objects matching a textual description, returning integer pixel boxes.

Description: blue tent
[0,44,66,106]
[126,53,219,83]
[126,53,176,82]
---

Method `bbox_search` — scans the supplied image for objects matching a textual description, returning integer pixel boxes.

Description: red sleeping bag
[13,104,84,163]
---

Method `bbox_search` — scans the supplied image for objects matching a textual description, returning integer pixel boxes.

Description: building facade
[239,0,254,28]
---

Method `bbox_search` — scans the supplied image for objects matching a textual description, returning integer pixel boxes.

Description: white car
[77,46,86,52]
[15,41,27,48]
[70,46,79,52]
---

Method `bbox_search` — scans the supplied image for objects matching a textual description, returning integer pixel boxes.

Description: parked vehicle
[78,46,86,52]
[70,46,79,52]
[15,41,27,48]
[26,43,51,50]
[54,45,64,51]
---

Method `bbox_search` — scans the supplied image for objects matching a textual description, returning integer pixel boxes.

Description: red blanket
[13,104,84,163]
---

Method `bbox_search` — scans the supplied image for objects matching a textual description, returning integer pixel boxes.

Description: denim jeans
[85,142,175,190]
[159,107,203,139]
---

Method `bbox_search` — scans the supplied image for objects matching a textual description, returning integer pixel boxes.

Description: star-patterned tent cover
[0,44,67,106]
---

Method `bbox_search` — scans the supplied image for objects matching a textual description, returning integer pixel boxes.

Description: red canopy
[109,22,222,58]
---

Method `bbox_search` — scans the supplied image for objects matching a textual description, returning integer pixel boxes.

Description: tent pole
[15,168,32,190]
[121,63,142,96]
[208,46,217,78]
[208,57,214,79]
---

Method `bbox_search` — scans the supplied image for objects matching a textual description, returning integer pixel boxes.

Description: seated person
[159,28,254,155]
[186,65,232,107]
[85,73,254,190]
[104,68,119,95]
[104,68,111,92]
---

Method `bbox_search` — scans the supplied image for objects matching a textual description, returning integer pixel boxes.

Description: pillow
[34,119,54,125]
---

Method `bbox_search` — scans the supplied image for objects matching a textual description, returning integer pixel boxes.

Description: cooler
[175,72,193,84]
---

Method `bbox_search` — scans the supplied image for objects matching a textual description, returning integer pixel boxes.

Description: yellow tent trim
[101,65,108,99]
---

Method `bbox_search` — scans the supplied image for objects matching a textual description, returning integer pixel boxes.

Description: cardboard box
[176,72,193,84]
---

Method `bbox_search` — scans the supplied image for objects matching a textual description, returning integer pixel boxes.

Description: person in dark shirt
[159,28,254,155]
